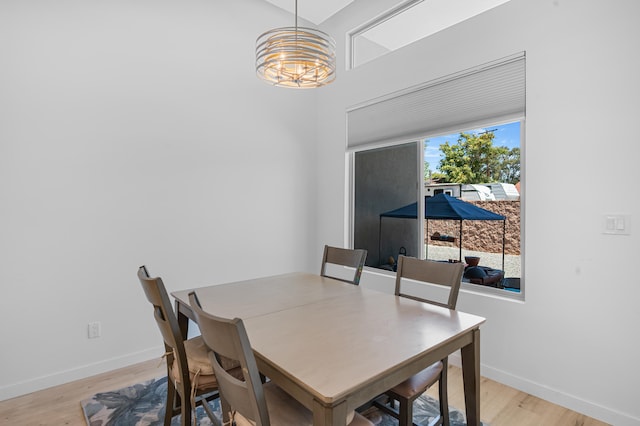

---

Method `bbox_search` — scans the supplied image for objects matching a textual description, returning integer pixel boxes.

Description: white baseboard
[0,346,162,402]
[448,353,638,426]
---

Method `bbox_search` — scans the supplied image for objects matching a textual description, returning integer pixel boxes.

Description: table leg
[461,327,481,426]
[175,300,189,340]
[312,399,348,426]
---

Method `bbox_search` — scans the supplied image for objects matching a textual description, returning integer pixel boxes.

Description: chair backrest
[394,256,464,309]
[320,245,368,285]
[188,291,270,425]
[137,266,191,391]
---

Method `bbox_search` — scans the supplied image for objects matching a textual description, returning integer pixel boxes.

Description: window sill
[361,266,525,302]
[460,281,525,302]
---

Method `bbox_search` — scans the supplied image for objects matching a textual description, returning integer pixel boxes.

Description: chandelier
[256,0,336,88]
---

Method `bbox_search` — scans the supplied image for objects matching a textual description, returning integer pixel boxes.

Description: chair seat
[388,361,443,399]
[171,335,242,391]
[231,382,370,426]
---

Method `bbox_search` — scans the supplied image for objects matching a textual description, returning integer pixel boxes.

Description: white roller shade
[347,52,525,149]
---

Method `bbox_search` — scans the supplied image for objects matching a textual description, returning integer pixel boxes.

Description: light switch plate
[603,214,631,235]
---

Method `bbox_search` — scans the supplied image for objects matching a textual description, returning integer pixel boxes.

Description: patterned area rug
[81,376,486,426]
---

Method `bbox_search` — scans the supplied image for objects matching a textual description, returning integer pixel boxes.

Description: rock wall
[426,200,520,255]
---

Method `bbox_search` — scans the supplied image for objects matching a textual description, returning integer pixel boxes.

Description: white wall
[317,0,640,425]
[0,0,320,400]
[3,1,639,424]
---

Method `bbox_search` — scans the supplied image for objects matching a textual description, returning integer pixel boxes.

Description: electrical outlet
[88,321,101,339]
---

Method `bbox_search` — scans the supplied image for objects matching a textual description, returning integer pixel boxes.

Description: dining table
[172,272,485,426]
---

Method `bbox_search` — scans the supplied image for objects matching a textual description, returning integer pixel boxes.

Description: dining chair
[188,291,374,426]
[137,265,224,426]
[320,245,368,285]
[374,256,465,426]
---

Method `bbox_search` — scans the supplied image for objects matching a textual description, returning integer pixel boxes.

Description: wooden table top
[244,287,484,403]
[173,272,485,423]
[173,272,361,319]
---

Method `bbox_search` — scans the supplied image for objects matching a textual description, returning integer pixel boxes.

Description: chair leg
[200,394,221,426]
[164,383,176,426]
[180,390,191,426]
[439,360,450,426]
[221,397,232,425]
[372,395,396,417]
[389,396,396,410]
[398,396,414,426]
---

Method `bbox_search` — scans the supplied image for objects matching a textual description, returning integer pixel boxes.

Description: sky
[423,121,521,172]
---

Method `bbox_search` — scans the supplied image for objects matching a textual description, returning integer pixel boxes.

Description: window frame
[347,118,525,300]
[347,0,424,70]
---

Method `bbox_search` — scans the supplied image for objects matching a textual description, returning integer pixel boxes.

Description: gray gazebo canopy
[380,193,506,268]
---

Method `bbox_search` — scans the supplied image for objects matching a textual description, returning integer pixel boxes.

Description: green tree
[497,147,520,183]
[423,140,432,182]
[437,131,519,184]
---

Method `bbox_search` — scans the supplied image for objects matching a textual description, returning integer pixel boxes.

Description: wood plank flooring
[0,359,610,425]
[425,366,610,426]
[0,359,163,425]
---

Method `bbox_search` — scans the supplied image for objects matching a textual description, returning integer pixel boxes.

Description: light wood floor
[0,359,609,425]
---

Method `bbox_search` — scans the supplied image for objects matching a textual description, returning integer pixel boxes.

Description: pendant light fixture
[256,0,336,88]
